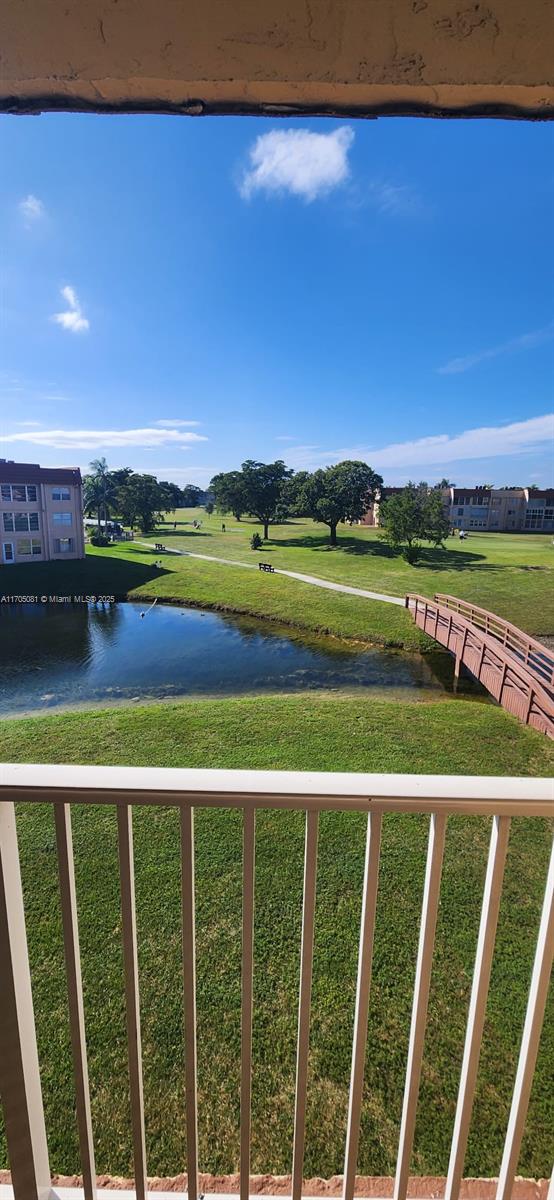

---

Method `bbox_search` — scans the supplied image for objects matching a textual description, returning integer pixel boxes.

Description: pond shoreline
[0,600,485,718]
[127,589,436,652]
[0,686,487,722]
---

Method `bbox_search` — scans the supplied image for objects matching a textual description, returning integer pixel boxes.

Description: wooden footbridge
[406,593,554,738]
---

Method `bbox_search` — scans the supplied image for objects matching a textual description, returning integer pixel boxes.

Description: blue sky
[1,113,553,488]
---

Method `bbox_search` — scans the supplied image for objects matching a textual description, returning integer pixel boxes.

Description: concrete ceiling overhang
[2,0,553,119]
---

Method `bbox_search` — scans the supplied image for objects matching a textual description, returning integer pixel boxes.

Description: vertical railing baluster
[54,802,97,1200]
[240,808,256,1200]
[393,813,447,1200]
[445,816,510,1200]
[292,810,319,1200]
[342,811,383,1200]
[181,806,198,1200]
[117,804,147,1200]
[495,838,554,1200]
[0,799,51,1200]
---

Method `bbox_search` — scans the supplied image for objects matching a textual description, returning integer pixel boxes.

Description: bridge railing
[406,595,554,737]
[434,595,554,692]
[1,764,553,1200]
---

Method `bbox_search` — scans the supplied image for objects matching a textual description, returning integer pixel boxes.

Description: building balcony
[0,765,552,1200]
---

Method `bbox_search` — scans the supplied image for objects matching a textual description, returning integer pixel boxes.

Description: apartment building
[0,460,85,564]
[359,487,404,526]
[447,487,554,532]
[361,484,554,532]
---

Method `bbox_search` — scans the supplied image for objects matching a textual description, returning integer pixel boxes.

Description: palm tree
[83,476,105,533]
[86,457,117,532]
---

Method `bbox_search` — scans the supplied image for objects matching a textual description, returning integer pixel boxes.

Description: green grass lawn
[1,696,552,1179]
[151,509,554,634]
[2,514,553,649]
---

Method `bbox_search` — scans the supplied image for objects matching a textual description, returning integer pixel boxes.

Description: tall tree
[109,467,134,490]
[210,471,248,521]
[117,474,166,533]
[241,459,293,539]
[85,458,117,530]
[181,484,203,508]
[379,482,450,560]
[83,476,106,533]
[281,471,312,517]
[300,461,382,546]
[158,481,183,515]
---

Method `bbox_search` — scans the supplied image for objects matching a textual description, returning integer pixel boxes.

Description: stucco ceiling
[2,0,553,118]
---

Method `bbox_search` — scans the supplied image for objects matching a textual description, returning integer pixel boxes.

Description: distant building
[447,486,554,532]
[0,460,85,564]
[359,487,404,526]
[521,489,554,531]
[360,484,554,533]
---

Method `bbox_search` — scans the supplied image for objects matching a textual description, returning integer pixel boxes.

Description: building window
[3,512,14,532]
[17,538,42,556]
[457,507,464,516]
[0,483,38,502]
[52,486,71,501]
[53,512,72,525]
[54,537,74,553]
[2,542,14,562]
[12,512,40,532]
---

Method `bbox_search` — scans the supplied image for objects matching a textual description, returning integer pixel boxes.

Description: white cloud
[52,286,90,334]
[240,127,354,202]
[368,414,554,469]
[14,420,43,427]
[285,444,325,469]
[368,180,422,216]
[2,427,208,451]
[275,435,297,442]
[153,418,201,427]
[19,194,45,224]
[285,415,554,473]
[438,323,554,375]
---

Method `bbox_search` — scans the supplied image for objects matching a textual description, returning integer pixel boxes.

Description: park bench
[258,561,275,573]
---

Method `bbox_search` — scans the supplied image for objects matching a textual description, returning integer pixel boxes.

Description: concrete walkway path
[137,541,405,607]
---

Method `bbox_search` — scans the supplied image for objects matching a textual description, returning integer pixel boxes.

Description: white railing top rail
[1,766,553,1200]
[1,762,553,815]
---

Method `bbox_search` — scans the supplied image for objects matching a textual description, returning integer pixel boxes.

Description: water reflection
[0,601,487,716]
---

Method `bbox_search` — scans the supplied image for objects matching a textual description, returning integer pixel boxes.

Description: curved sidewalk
[138,542,405,607]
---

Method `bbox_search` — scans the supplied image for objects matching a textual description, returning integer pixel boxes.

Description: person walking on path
[222,522,226,532]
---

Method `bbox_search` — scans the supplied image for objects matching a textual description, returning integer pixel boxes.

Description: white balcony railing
[0,764,553,1200]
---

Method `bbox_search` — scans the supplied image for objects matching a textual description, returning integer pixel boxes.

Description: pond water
[0,601,486,716]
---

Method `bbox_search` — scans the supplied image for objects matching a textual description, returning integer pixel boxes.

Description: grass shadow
[0,553,172,601]
[151,529,211,540]
[412,547,486,568]
[272,534,404,559]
